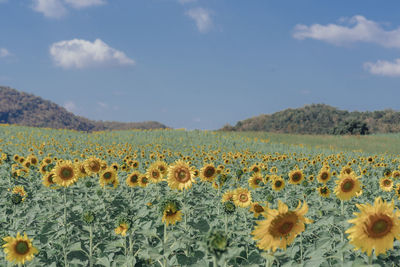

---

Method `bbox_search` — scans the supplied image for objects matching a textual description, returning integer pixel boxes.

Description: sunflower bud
[223,201,236,214]
[82,211,95,224]
[11,194,23,205]
[85,180,94,188]
[207,231,228,256]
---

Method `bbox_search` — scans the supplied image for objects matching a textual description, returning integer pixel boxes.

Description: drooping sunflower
[162,202,182,226]
[126,171,140,187]
[146,164,163,183]
[334,173,362,201]
[252,200,312,252]
[288,169,304,185]
[250,202,268,218]
[2,232,39,264]
[167,160,195,191]
[248,173,264,189]
[84,157,103,176]
[346,197,400,256]
[317,186,330,198]
[233,187,252,208]
[380,177,393,192]
[199,163,217,182]
[76,162,88,178]
[271,176,285,192]
[221,190,234,203]
[115,223,129,236]
[317,169,331,184]
[99,167,118,188]
[52,160,78,187]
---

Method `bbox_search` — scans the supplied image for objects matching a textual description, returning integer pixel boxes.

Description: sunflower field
[1,124,400,266]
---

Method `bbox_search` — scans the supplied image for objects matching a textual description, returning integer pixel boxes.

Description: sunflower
[139,175,149,187]
[346,197,400,256]
[252,200,312,252]
[288,169,304,185]
[317,186,330,198]
[248,173,264,189]
[271,176,285,192]
[99,167,118,188]
[199,163,217,182]
[42,157,52,165]
[334,173,362,201]
[126,171,140,187]
[250,202,268,218]
[340,166,354,176]
[2,232,39,264]
[250,164,262,174]
[52,160,78,187]
[317,169,331,184]
[12,186,26,201]
[233,187,252,208]
[146,164,163,183]
[76,162,88,178]
[221,190,234,203]
[162,202,182,226]
[167,160,195,191]
[42,173,56,188]
[84,157,103,176]
[395,184,400,199]
[115,223,129,236]
[154,160,168,177]
[392,170,400,180]
[380,177,393,192]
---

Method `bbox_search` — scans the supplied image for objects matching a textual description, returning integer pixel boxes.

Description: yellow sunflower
[42,173,56,188]
[392,170,400,180]
[2,232,39,264]
[154,160,168,177]
[221,190,234,203]
[271,176,285,192]
[146,164,163,183]
[340,166,354,176]
[252,200,312,252]
[199,163,217,182]
[115,223,129,236]
[126,171,140,187]
[248,173,264,189]
[52,160,78,187]
[162,203,183,226]
[250,163,262,174]
[317,169,331,184]
[317,186,330,198]
[84,157,103,176]
[233,187,252,208]
[99,167,118,188]
[167,160,195,191]
[334,173,362,201]
[346,197,400,256]
[139,175,149,187]
[380,177,393,192]
[288,169,304,185]
[12,185,26,198]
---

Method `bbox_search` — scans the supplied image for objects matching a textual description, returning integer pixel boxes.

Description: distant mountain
[220,104,400,134]
[0,86,168,131]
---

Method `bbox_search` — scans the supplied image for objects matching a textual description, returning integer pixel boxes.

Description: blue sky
[1,0,400,129]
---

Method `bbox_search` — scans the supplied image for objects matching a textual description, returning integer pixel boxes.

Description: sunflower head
[167,160,195,191]
[126,171,140,187]
[271,176,285,192]
[289,170,304,185]
[334,173,362,201]
[2,232,38,265]
[346,197,400,256]
[223,201,236,214]
[317,170,331,184]
[160,199,182,226]
[200,164,217,182]
[317,186,330,198]
[82,210,95,225]
[207,231,229,256]
[233,187,252,208]
[380,177,393,192]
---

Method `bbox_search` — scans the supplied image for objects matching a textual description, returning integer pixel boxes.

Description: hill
[220,104,400,134]
[0,86,168,131]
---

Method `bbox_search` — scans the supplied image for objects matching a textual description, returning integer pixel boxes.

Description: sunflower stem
[224,213,228,234]
[213,254,219,267]
[340,200,344,216]
[63,187,69,267]
[368,253,373,265]
[163,223,168,267]
[89,225,93,267]
[300,234,303,264]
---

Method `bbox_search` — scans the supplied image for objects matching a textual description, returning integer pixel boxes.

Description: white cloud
[364,59,400,77]
[185,7,213,33]
[64,0,105,9]
[97,101,108,108]
[64,101,78,113]
[178,0,196,4]
[0,48,10,58]
[33,0,67,18]
[293,15,400,48]
[50,38,135,69]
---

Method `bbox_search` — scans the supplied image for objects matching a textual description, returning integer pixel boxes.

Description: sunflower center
[254,204,264,213]
[275,180,282,187]
[15,241,29,255]
[320,187,328,194]
[60,167,73,180]
[239,193,248,202]
[89,161,100,172]
[48,174,54,183]
[103,172,112,180]
[255,178,261,184]
[292,173,301,182]
[142,177,148,184]
[175,168,190,183]
[321,172,329,180]
[279,221,294,235]
[367,215,393,238]
[383,179,392,186]
[253,167,259,173]
[130,175,138,183]
[166,208,177,216]
[204,167,215,178]
[341,178,354,192]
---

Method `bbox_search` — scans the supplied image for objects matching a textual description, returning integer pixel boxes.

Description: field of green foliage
[1,124,400,266]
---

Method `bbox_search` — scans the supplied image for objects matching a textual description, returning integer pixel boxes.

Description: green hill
[0,86,168,131]
[220,104,400,134]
